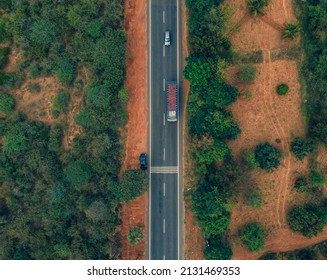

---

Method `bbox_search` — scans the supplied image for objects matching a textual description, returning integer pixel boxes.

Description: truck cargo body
[166,81,177,122]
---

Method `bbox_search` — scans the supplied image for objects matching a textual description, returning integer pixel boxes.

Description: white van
[165,31,170,46]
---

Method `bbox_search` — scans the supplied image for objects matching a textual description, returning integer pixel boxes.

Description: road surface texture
[148,0,183,260]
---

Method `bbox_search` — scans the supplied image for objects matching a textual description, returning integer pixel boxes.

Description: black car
[140,153,147,170]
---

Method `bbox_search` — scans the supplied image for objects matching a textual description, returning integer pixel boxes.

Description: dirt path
[224,0,327,259]
[262,50,292,227]
[120,0,147,260]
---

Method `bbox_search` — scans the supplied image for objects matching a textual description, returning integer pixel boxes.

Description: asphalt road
[148,0,183,260]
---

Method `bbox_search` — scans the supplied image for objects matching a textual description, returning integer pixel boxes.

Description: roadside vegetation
[0,1,146,259]
[185,0,242,259]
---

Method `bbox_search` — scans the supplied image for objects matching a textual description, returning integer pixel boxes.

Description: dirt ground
[224,0,327,259]
[120,0,147,260]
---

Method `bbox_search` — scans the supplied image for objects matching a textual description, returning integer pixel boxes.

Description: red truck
[166,81,177,122]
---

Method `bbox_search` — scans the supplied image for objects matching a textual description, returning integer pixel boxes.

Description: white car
[165,31,170,46]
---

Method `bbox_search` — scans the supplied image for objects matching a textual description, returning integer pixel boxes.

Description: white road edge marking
[163,218,166,233]
[176,0,180,260]
[163,11,165,23]
[163,183,166,196]
[163,78,165,91]
[163,147,166,161]
[163,113,166,126]
[148,0,152,260]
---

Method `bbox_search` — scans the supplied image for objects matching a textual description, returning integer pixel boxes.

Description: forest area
[0,0,145,259]
[184,0,327,259]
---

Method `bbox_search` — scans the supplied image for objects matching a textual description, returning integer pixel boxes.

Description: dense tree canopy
[255,142,282,172]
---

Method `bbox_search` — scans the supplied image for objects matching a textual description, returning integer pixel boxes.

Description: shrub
[245,150,258,170]
[119,169,146,202]
[26,83,41,94]
[255,142,282,172]
[310,170,327,188]
[294,176,308,192]
[240,223,265,252]
[242,90,252,99]
[118,88,129,104]
[64,160,92,188]
[282,23,299,41]
[245,188,263,208]
[28,65,41,79]
[56,57,76,85]
[204,236,232,260]
[0,47,10,69]
[290,137,314,160]
[127,227,143,246]
[52,90,70,117]
[48,125,63,152]
[239,64,257,83]
[87,84,111,109]
[0,93,15,114]
[276,83,289,95]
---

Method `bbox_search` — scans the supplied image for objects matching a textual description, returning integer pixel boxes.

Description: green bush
[255,142,282,172]
[52,90,70,117]
[56,57,76,85]
[245,188,263,208]
[242,90,252,99]
[119,169,146,202]
[64,160,92,188]
[0,47,10,69]
[28,65,42,79]
[0,93,15,114]
[87,84,111,109]
[118,88,129,104]
[127,227,143,246]
[245,150,259,169]
[27,83,41,94]
[290,137,314,160]
[246,0,270,16]
[0,72,24,90]
[310,170,327,188]
[282,23,299,41]
[294,176,308,192]
[276,83,289,95]
[287,204,327,238]
[48,125,63,152]
[204,236,232,260]
[239,64,257,83]
[240,223,265,252]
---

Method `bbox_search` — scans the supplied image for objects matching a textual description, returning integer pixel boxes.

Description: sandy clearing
[119,0,147,260]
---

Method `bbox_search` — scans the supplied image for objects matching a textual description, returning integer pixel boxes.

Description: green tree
[287,204,327,238]
[204,236,232,260]
[294,176,308,192]
[85,200,108,222]
[52,90,70,117]
[246,0,270,16]
[183,56,212,88]
[240,223,265,252]
[56,57,76,85]
[282,23,299,41]
[48,125,63,152]
[0,93,15,114]
[3,124,27,153]
[193,188,231,237]
[276,83,289,95]
[127,227,143,246]
[310,170,327,188]
[0,47,10,69]
[64,160,92,188]
[87,83,111,109]
[119,169,146,202]
[255,142,282,172]
[28,20,58,55]
[290,137,314,160]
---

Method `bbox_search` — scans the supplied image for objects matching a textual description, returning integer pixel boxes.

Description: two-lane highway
[148,0,183,260]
